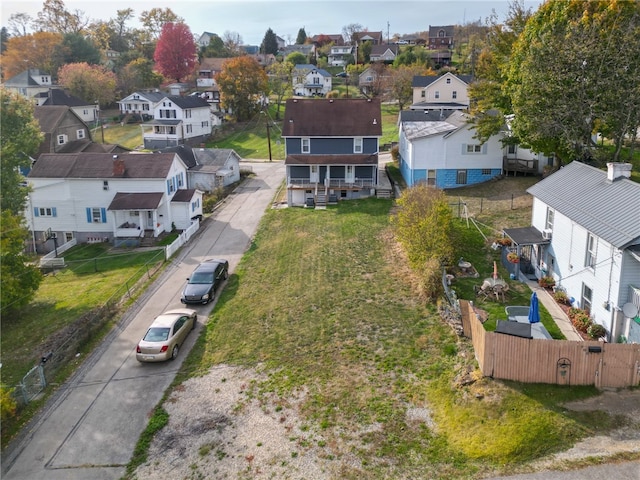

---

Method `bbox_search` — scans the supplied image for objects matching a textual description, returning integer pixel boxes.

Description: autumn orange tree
[153,22,197,83]
[0,31,63,79]
[216,56,269,122]
[58,62,116,107]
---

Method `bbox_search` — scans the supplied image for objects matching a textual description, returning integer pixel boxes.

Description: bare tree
[342,23,363,44]
[222,31,243,56]
[8,13,33,36]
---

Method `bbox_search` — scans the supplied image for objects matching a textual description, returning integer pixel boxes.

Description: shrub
[587,323,607,340]
[538,276,556,288]
[570,309,592,333]
[553,290,570,305]
[391,145,399,162]
[0,386,17,423]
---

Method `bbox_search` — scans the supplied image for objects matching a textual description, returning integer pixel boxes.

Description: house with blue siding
[25,152,202,253]
[398,110,504,189]
[282,98,383,207]
[505,161,640,343]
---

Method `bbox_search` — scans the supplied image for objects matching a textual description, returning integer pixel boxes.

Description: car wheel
[171,345,179,360]
[224,270,229,280]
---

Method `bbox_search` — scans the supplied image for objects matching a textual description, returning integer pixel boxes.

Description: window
[201,121,209,128]
[481,169,491,175]
[77,129,86,139]
[103,181,109,191]
[143,104,149,111]
[434,91,440,99]
[452,91,457,99]
[35,207,56,217]
[427,170,436,186]
[160,109,176,118]
[466,144,482,153]
[456,170,468,185]
[86,207,106,223]
[354,137,363,153]
[581,283,593,314]
[186,125,193,134]
[185,109,191,118]
[301,137,310,153]
[421,91,426,98]
[446,78,451,84]
[545,207,554,230]
[507,144,517,155]
[585,232,597,268]
[57,134,67,145]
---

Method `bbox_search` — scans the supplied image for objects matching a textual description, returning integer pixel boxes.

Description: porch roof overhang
[147,119,182,126]
[503,226,549,246]
[629,244,640,263]
[285,154,378,166]
[108,192,163,210]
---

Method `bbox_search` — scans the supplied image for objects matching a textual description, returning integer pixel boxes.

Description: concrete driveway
[1,161,285,480]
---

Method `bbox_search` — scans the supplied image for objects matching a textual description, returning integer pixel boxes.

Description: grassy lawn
[173,197,613,478]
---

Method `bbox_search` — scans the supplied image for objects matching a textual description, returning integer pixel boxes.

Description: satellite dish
[622,303,639,318]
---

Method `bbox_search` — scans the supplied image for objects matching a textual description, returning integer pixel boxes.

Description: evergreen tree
[261,28,279,55]
[296,27,307,45]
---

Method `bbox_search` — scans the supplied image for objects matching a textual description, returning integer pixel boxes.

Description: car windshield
[189,271,214,284]
[143,327,170,342]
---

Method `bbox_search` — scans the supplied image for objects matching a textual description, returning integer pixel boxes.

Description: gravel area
[132,366,640,479]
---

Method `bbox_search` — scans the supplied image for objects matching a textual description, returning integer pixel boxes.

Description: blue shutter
[34,208,40,217]
[101,208,107,223]
[52,207,57,217]
[86,208,92,223]
[167,180,171,195]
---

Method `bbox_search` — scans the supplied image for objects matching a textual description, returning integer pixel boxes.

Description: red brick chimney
[112,155,125,176]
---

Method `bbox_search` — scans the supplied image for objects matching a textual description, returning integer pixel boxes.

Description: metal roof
[527,161,640,249]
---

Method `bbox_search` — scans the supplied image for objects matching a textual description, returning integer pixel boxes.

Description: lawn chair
[493,283,508,302]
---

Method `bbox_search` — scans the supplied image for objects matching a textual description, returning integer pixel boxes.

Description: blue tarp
[528,292,540,324]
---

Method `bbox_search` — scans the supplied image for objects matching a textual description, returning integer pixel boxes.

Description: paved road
[1,161,285,480]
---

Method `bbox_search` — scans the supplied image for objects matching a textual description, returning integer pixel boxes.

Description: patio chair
[493,283,508,302]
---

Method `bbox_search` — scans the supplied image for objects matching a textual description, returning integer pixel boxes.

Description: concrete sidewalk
[522,277,583,341]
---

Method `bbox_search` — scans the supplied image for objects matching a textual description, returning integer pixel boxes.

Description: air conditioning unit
[542,229,552,240]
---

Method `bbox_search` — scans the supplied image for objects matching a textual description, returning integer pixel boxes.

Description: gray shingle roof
[28,152,177,179]
[412,74,473,87]
[527,161,640,248]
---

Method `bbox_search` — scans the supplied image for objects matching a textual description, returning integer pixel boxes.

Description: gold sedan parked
[136,309,197,362]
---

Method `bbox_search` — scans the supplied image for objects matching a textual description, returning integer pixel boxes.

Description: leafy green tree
[385,64,430,109]
[53,32,102,65]
[261,28,279,55]
[58,62,117,106]
[296,28,307,45]
[285,51,307,65]
[508,0,640,163]
[216,56,269,121]
[467,1,533,143]
[0,90,42,214]
[392,45,429,68]
[153,22,197,82]
[0,91,44,314]
[200,33,231,58]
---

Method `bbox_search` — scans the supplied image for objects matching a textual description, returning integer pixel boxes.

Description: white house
[143,95,213,149]
[197,31,217,48]
[292,64,332,97]
[398,110,504,188]
[117,91,165,118]
[25,152,203,253]
[34,89,99,125]
[3,69,54,99]
[328,45,354,66]
[411,72,473,110]
[511,161,640,344]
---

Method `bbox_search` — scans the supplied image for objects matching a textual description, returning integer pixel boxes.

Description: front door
[146,211,154,229]
[346,165,355,184]
[310,165,319,183]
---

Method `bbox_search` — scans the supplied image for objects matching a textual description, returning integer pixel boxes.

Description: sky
[1,0,544,46]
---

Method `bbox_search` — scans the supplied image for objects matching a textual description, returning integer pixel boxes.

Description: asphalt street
[1,161,285,480]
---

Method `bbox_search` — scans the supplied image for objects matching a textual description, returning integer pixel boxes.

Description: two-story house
[504,161,640,343]
[428,25,454,50]
[35,88,99,125]
[397,109,504,188]
[25,152,203,253]
[3,69,54,99]
[369,44,399,63]
[197,31,218,48]
[282,98,382,207]
[353,31,384,45]
[292,64,332,97]
[411,73,472,111]
[117,91,165,120]
[328,45,354,66]
[142,95,212,149]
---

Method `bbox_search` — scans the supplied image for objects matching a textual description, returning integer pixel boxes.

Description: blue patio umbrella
[528,292,540,324]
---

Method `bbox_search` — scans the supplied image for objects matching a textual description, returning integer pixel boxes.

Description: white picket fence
[165,219,200,260]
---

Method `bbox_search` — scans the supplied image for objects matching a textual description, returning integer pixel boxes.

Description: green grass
[173,199,610,478]
[99,123,143,150]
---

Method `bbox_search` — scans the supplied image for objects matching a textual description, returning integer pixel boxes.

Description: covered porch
[501,226,550,281]
[108,192,167,243]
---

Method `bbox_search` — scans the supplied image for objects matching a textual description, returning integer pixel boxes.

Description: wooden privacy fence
[460,300,640,388]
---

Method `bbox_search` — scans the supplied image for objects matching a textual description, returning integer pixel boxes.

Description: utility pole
[387,21,390,45]
[265,111,272,162]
